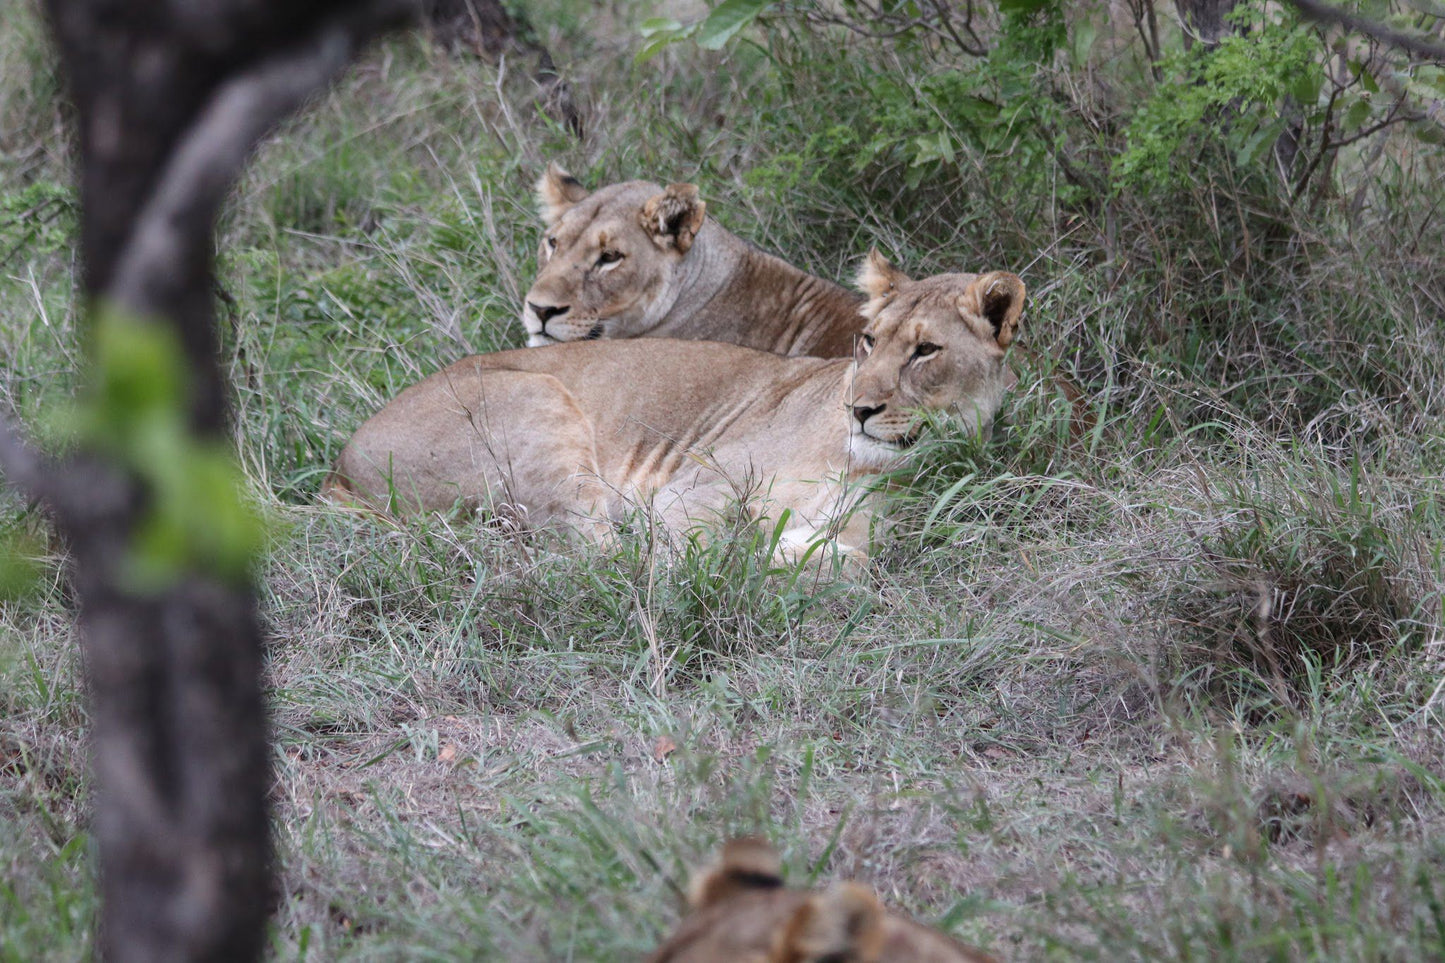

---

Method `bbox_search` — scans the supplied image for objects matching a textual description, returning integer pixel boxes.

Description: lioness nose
[527,302,569,329]
[850,403,885,428]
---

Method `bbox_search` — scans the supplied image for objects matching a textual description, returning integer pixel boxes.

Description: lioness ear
[961,271,1025,349]
[688,837,783,910]
[775,883,886,963]
[640,183,707,254]
[536,162,589,226]
[854,248,910,320]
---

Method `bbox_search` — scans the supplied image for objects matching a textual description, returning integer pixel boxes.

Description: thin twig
[1291,81,1344,203]
[799,1,989,56]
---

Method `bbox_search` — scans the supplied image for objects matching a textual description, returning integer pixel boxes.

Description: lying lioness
[522,164,1087,440]
[327,253,1023,559]
[646,838,997,963]
[523,162,864,356]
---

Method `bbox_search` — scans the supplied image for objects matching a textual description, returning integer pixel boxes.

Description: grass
[4,0,1445,959]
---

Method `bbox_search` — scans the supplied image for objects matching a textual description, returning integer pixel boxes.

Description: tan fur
[523,166,1098,441]
[854,247,905,314]
[773,884,888,963]
[521,163,864,356]
[646,840,997,963]
[535,161,589,225]
[689,837,785,910]
[327,260,1023,561]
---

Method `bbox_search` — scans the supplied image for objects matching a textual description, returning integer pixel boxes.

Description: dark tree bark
[0,2,416,960]
[423,0,526,55]
[1173,0,1241,49]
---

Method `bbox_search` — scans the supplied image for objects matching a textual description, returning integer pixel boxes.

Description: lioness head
[647,837,996,962]
[521,163,708,346]
[845,250,1025,469]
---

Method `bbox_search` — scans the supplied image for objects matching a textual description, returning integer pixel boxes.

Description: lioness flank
[327,253,1024,560]
[645,837,998,963]
[523,162,864,356]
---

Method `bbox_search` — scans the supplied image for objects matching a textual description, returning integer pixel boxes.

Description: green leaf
[695,0,768,51]
[92,310,186,432]
[1288,70,1323,107]
[636,17,693,63]
[1235,118,1284,168]
[910,130,956,166]
[81,307,267,590]
[0,528,44,601]
[1342,96,1373,132]
[639,17,684,39]
[1070,19,1097,66]
[1414,122,1445,146]
[998,0,1052,12]
[634,35,678,64]
[951,95,1001,127]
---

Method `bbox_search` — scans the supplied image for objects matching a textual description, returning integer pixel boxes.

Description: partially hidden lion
[326,252,1023,560]
[521,162,865,356]
[645,838,998,963]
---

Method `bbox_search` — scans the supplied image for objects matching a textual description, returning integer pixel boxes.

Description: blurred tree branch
[791,0,991,57]
[0,1,419,959]
[1288,0,1445,61]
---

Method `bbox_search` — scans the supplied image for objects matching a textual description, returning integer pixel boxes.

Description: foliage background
[2,0,1444,958]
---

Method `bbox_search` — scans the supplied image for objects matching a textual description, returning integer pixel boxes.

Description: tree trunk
[423,0,526,55]
[1173,0,1241,49]
[421,0,582,137]
[0,2,416,959]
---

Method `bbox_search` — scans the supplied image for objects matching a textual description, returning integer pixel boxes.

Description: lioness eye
[860,333,876,354]
[913,341,941,360]
[546,236,557,248]
[597,250,623,266]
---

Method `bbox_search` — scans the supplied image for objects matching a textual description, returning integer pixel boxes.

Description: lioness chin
[645,837,998,963]
[328,253,1024,562]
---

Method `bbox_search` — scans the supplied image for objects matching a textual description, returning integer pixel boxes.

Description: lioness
[522,164,1088,439]
[645,838,997,963]
[523,163,864,356]
[328,253,1023,559]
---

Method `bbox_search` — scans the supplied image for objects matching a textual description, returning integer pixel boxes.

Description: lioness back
[646,838,998,963]
[330,338,843,523]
